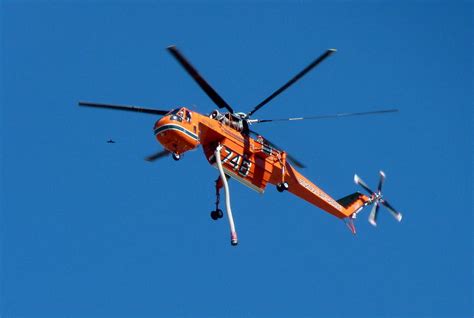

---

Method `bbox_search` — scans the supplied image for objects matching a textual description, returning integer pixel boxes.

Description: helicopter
[79,45,403,246]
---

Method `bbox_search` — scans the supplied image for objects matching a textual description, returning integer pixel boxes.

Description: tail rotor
[354,171,403,226]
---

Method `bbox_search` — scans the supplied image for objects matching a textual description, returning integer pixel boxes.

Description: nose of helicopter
[153,110,199,155]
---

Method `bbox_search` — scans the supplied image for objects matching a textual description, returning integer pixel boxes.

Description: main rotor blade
[285,152,306,169]
[249,129,305,168]
[380,199,403,222]
[78,101,169,115]
[249,109,399,124]
[145,150,170,162]
[368,201,380,226]
[354,174,375,195]
[167,46,234,113]
[247,49,337,117]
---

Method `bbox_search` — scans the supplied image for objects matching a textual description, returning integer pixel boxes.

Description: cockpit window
[167,109,180,115]
[169,108,185,122]
[169,114,182,122]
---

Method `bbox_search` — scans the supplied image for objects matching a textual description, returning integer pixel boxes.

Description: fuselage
[153,107,369,219]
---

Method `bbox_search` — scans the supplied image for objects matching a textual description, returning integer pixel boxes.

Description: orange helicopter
[79,46,403,246]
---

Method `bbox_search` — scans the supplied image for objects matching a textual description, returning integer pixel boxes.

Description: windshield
[167,109,180,115]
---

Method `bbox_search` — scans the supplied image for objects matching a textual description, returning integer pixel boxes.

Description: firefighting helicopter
[79,45,403,245]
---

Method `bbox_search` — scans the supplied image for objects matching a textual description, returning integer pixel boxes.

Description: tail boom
[270,163,370,219]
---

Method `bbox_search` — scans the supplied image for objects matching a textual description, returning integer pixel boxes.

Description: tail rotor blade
[354,174,375,195]
[368,202,380,226]
[377,170,386,193]
[381,199,403,222]
[355,172,403,226]
[145,150,170,162]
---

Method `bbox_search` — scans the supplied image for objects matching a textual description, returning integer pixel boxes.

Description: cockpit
[167,108,192,123]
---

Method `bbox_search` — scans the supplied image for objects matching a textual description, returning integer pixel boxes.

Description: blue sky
[1,1,472,317]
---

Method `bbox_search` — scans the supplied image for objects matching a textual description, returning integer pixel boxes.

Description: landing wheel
[277,182,289,192]
[210,209,223,220]
[172,153,181,161]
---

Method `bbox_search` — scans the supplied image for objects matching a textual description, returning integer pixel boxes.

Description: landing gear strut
[211,176,225,220]
[276,151,289,193]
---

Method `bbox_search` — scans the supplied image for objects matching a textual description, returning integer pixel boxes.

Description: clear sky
[1,1,472,317]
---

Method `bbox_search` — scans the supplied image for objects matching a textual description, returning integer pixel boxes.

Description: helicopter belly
[203,139,274,193]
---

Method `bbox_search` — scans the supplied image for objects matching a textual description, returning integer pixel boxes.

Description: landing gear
[172,153,181,161]
[276,151,289,193]
[210,209,224,220]
[276,181,289,192]
[211,176,225,221]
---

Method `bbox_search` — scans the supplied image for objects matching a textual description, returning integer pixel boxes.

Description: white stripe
[212,164,264,194]
[155,124,198,140]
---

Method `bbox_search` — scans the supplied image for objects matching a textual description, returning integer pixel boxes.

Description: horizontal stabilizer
[337,192,363,208]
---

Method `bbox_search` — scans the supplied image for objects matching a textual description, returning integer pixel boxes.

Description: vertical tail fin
[337,192,371,235]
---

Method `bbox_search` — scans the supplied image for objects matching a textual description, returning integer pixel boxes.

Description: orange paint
[155,107,370,219]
